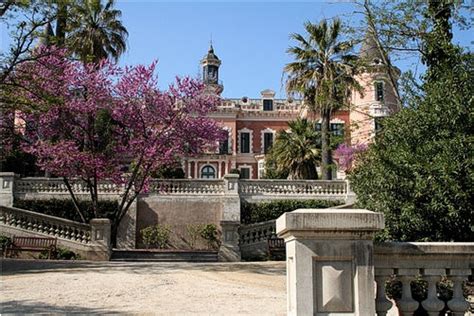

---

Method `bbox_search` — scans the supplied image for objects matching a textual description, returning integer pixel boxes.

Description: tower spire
[201,42,223,95]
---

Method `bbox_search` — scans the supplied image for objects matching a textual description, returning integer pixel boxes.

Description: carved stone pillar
[421,270,445,316]
[0,172,15,207]
[447,269,470,315]
[90,218,112,260]
[218,174,241,261]
[276,209,384,315]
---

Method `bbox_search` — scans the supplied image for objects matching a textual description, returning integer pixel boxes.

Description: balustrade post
[375,268,393,316]
[220,174,241,261]
[396,270,419,314]
[421,269,445,316]
[276,209,384,315]
[447,269,470,315]
[0,172,16,207]
[345,180,357,204]
[90,218,111,260]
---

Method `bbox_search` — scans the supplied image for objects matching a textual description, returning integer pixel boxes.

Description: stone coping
[276,208,385,237]
[375,242,474,255]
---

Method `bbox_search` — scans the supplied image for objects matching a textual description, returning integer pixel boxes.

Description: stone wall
[136,195,225,249]
[1,172,353,261]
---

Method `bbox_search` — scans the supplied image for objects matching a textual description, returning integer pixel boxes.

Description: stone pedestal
[218,220,241,262]
[90,218,112,260]
[276,209,384,316]
[0,172,15,207]
[218,174,241,261]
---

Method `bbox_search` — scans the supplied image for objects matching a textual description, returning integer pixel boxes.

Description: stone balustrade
[0,205,91,244]
[15,177,122,195]
[276,208,474,316]
[218,98,302,112]
[239,219,279,260]
[374,242,473,316]
[148,179,226,195]
[240,180,348,202]
[0,205,111,260]
[0,173,352,204]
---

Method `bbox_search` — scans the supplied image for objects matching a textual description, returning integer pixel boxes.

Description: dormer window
[375,82,384,101]
[263,99,273,111]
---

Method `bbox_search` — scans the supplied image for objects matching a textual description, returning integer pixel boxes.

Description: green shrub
[39,247,80,260]
[155,225,171,249]
[140,226,155,249]
[140,224,171,249]
[186,224,203,249]
[198,224,220,250]
[241,199,343,224]
[0,235,12,255]
[13,199,118,223]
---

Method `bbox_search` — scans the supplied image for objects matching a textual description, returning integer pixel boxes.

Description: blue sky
[116,1,358,98]
[1,1,472,98]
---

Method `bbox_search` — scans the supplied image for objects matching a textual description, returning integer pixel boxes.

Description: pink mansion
[183,34,400,180]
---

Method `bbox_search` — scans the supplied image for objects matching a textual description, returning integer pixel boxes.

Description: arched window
[201,165,216,179]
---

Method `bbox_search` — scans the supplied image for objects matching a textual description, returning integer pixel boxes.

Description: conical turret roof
[359,29,384,63]
[203,44,219,61]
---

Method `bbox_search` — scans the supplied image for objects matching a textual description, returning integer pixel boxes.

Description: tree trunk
[63,177,87,223]
[55,1,67,46]
[110,218,119,248]
[320,110,332,180]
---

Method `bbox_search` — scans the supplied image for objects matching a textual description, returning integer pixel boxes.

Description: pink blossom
[333,143,368,172]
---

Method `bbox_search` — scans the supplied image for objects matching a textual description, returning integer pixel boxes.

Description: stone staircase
[110,249,218,262]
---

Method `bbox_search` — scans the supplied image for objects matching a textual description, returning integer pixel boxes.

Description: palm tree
[67,0,128,63]
[284,19,360,180]
[266,118,320,180]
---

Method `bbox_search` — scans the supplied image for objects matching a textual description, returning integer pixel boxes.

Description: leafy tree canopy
[350,49,473,241]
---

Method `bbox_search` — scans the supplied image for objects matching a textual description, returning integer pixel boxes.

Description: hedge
[241,199,343,224]
[13,199,118,223]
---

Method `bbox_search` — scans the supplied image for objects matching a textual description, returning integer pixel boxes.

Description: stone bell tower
[350,29,400,145]
[201,43,224,95]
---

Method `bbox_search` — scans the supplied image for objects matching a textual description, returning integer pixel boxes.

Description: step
[111,249,219,262]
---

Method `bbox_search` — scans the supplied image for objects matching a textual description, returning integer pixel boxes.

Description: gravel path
[0,259,286,315]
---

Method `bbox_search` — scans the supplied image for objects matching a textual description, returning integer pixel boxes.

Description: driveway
[0,259,286,315]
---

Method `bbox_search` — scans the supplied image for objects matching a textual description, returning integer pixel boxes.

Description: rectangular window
[315,123,322,131]
[263,132,273,154]
[240,132,250,153]
[263,99,273,111]
[219,131,229,154]
[240,168,250,179]
[330,123,344,136]
[375,82,384,101]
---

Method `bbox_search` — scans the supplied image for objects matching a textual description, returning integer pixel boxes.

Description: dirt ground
[0,259,286,315]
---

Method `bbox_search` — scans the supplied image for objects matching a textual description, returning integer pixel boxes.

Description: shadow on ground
[1,299,120,314]
[0,259,286,277]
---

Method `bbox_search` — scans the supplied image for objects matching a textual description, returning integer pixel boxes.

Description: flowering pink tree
[333,143,368,173]
[7,47,224,244]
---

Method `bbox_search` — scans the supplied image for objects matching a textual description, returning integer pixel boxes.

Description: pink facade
[187,41,399,180]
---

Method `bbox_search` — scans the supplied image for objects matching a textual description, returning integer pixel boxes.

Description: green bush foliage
[140,226,155,249]
[241,199,343,224]
[349,50,473,242]
[140,224,171,249]
[186,224,202,249]
[0,235,12,255]
[13,199,118,223]
[198,224,220,250]
[39,247,80,260]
